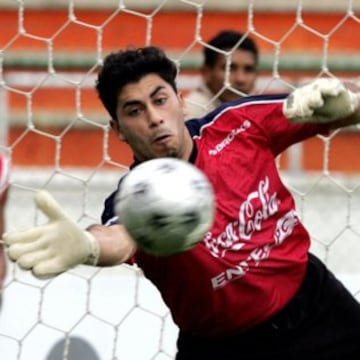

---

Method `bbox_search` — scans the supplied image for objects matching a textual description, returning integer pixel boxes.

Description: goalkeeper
[3,46,360,359]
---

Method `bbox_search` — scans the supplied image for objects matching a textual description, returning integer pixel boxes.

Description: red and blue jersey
[102,94,330,337]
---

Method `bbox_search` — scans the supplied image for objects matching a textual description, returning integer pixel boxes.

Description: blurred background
[0,1,360,359]
[1,0,360,171]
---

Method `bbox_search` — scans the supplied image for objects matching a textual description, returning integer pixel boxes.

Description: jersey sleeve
[244,96,331,156]
[101,174,128,226]
[100,177,138,266]
[101,190,119,226]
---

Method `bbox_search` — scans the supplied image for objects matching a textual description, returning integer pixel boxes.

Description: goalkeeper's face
[112,74,192,162]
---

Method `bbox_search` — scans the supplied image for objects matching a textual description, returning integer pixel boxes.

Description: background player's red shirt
[103,94,330,337]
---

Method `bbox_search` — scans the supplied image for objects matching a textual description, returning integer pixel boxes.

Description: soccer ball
[114,158,215,256]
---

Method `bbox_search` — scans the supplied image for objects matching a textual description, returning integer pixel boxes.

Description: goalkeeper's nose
[147,104,165,127]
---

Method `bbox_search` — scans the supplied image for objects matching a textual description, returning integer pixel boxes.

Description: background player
[3,47,360,359]
[185,30,259,119]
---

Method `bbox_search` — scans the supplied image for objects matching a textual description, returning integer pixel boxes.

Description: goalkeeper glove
[283,78,360,123]
[3,190,99,278]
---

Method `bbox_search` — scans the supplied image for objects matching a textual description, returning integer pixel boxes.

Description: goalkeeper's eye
[127,106,143,117]
[154,96,167,106]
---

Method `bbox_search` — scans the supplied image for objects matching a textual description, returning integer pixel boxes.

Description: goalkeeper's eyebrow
[122,85,166,110]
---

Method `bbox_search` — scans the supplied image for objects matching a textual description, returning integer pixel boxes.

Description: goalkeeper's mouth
[152,134,173,145]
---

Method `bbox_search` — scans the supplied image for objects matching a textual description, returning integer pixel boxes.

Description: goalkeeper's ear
[109,119,126,142]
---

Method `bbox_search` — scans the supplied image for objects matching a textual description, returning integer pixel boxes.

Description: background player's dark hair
[96,46,178,122]
[204,30,259,67]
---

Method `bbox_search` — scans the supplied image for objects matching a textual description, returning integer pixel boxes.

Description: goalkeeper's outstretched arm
[283,78,360,128]
[2,190,137,278]
[87,223,137,266]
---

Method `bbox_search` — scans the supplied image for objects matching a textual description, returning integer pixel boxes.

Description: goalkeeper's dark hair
[204,30,259,67]
[96,46,178,122]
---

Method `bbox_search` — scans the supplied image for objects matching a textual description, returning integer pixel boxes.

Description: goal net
[1,1,360,359]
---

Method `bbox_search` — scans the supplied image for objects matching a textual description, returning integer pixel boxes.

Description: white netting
[1,1,360,359]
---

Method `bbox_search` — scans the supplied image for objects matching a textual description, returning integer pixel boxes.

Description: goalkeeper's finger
[315,78,344,97]
[35,190,70,222]
[7,238,47,261]
[3,227,44,245]
[32,258,68,278]
[307,88,324,110]
[17,249,52,270]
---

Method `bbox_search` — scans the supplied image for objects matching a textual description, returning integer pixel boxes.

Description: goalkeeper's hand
[3,190,100,278]
[283,78,360,124]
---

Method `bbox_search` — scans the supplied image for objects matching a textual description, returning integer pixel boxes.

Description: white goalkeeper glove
[283,78,360,123]
[3,190,99,278]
